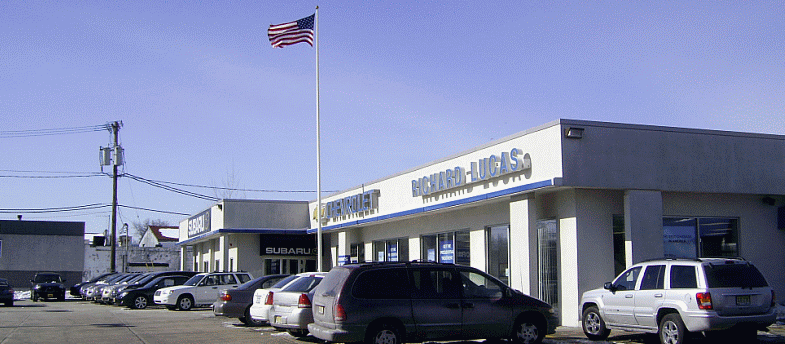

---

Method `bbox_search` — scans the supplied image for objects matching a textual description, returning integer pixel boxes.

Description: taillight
[220,292,232,301]
[334,304,347,322]
[697,292,713,310]
[298,293,311,308]
[265,292,274,305]
[772,290,776,307]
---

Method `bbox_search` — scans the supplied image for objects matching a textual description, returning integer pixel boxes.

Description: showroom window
[663,217,739,258]
[350,243,365,263]
[421,231,470,266]
[486,225,509,285]
[373,238,408,262]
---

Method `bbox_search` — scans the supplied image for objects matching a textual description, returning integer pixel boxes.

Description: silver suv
[308,262,557,344]
[580,258,776,344]
[154,271,252,310]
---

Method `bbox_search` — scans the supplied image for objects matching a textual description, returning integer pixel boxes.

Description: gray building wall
[0,220,84,288]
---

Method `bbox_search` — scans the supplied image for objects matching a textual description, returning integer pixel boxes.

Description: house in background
[82,225,192,281]
[139,226,179,248]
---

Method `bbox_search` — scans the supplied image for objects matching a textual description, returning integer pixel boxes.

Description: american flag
[268,14,315,48]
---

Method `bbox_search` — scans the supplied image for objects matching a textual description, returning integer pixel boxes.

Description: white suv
[580,258,776,344]
[154,272,252,310]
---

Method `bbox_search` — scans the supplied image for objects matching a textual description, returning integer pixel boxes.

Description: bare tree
[212,166,246,200]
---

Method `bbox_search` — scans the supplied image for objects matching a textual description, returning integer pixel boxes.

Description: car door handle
[211,287,217,289]
[654,293,663,298]
[446,303,460,309]
[625,294,633,298]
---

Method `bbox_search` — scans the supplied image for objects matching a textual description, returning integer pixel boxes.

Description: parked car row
[66,258,773,344]
[74,271,198,309]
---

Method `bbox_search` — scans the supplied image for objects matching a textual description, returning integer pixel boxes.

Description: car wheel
[659,313,686,344]
[511,315,545,344]
[366,322,402,344]
[288,329,309,337]
[582,306,611,340]
[176,295,194,311]
[5,300,12,307]
[132,295,149,309]
[31,292,37,302]
[245,306,264,327]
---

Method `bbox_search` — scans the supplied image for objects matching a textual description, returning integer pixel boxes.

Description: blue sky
[1,1,783,236]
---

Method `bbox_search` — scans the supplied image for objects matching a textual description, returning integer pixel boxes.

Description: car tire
[132,295,149,309]
[176,295,194,311]
[244,306,264,327]
[659,313,686,344]
[511,315,545,344]
[31,292,37,302]
[5,300,12,307]
[582,306,611,340]
[288,329,308,337]
[366,322,402,344]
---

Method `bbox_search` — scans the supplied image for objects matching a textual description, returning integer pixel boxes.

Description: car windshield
[184,274,205,286]
[282,275,323,293]
[34,274,62,283]
[704,263,768,288]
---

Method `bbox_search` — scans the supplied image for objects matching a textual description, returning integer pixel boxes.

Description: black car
[31,272,66,301]
[117,272,198,309]
[0,278,14,306]
[70,272,117,297]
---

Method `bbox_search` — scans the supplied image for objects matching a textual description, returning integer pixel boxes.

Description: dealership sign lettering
[187,209,211,238]
[411,148,531,197]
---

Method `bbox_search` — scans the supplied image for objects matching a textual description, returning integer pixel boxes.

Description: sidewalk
[544,324,785,343]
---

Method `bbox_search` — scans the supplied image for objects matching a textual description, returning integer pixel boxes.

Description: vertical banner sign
[440,241,454,263]
[387,243,398,262]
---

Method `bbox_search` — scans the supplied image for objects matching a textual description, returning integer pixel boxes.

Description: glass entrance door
[486,225,510,285]
[537,219,559,324]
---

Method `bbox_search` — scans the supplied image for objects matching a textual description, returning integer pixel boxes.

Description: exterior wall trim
[308,179,555,233]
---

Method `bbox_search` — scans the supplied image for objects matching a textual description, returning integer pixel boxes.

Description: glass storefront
[421,231,470,266]
[373,238,409,262]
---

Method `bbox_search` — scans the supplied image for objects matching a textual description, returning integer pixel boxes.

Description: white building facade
[308,119,785,326]
[177,199,314,279]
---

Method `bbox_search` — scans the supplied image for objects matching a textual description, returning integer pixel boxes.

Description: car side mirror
[604,282,615,291]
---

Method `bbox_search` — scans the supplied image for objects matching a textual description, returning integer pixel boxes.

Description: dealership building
[178,119,785,326]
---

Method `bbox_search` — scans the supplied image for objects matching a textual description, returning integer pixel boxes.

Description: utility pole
[107,121,123,273]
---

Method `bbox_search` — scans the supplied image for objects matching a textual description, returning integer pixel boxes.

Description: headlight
[34,285,42,290]
[160,290,171,295]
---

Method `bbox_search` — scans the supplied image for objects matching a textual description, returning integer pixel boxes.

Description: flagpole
[315,6,323,272]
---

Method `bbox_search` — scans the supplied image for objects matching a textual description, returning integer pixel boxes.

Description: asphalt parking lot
[2,296,785,344]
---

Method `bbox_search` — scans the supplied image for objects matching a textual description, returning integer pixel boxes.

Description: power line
[0,124,107,138]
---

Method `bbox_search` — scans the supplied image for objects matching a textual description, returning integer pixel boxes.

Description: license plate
[736,295,750,306]
[317,305,325,314]
[274,316,283,324]
[47,294,54,298]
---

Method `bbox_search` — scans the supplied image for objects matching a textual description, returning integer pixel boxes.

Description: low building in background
[0,220,85,289]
